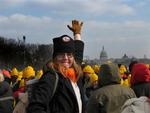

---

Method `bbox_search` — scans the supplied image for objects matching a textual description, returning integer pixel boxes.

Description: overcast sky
[0,0,150,59]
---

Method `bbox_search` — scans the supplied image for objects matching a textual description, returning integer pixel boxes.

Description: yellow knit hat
[23,66,35,79]
[17,71,23,81]
[36,70,43,79]
[83,65,95,74]
[119,65,127,75]
[93,65,100,74]
[19,79,25,88]
[89,73,98,83]
[11,67,18,76]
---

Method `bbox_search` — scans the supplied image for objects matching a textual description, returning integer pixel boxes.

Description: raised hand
[67,20,83,35]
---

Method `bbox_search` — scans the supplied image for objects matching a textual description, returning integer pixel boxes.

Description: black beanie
[53,35,75,58]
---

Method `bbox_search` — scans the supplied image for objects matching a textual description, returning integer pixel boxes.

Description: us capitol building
[84,46,150,66]
[100,46,108,64]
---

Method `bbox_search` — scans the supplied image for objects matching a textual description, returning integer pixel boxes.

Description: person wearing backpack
[26,20,85,113]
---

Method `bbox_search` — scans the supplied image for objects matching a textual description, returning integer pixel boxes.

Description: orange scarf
[49,63,78,82]
[60,67,77,83]
[66,68,77,83]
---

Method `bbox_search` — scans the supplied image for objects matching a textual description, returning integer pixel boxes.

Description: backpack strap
[45,68,59,113]
[51,70,59,98]
[44,67,59,98]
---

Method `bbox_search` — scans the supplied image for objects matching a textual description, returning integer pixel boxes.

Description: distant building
[84,47,150,67]
[122,54,128,59]
[100,46,108,64]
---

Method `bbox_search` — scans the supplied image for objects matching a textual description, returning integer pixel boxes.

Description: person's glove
[67,20,83,35]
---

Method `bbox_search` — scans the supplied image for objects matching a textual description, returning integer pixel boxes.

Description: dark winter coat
[26,40,85,113]
[0,81,14,113]
[131,82,150,98]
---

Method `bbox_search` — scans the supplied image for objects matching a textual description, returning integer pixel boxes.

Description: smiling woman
[26,20,85,113]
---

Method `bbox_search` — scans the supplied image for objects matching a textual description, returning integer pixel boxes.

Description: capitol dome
[100,46,108,64]
[100,46,108,60]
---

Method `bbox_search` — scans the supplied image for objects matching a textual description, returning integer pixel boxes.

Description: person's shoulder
[39,68,59,84]
[40,71,54,80]
[0,81,11,95]
[90,87,104,97]
[0,81,10,88]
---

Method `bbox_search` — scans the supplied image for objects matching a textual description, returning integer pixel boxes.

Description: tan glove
[67,20,83,35]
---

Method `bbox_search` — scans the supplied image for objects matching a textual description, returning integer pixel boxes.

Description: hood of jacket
[131,63,150,85]
[99,63,121,87]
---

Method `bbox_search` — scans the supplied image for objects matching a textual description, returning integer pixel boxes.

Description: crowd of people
[0,20,150,113]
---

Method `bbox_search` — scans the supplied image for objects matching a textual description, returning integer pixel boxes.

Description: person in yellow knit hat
[13,65,36,100]
[82,65,98,99]
[13,66,38,112]
[13,71,25,104]
[10,67,18,87]
[23,66,35,81]
[11,67,23,97]
[118,64,131,87]
[22,66,38,99]
[82,65,98,86]
[92,64,100,75]
[17,71,23,82]
[13,71,23,93]
[13,66,36,103]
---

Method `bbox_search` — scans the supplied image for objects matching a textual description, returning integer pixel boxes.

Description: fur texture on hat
[53,35,75,58]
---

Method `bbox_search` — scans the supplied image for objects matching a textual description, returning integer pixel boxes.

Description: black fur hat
[52,35,75,58]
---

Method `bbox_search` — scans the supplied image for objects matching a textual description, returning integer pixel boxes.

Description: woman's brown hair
[46,58,83,80]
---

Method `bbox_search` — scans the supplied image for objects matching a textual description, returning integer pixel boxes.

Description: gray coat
[121,96,150,113]
[86,63,136,113]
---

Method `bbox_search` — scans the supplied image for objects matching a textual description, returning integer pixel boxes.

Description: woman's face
[55,53,74,68]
